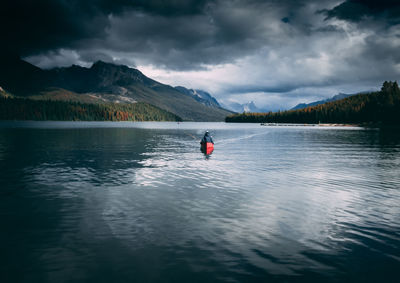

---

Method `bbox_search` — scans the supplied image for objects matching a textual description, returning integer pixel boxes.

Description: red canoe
[200,142,214,155]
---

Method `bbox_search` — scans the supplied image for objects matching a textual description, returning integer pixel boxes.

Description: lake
[0,121,399,282]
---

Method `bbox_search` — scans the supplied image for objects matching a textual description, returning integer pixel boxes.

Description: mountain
[174,86,221,108]
[222,101,263,113]
[291,93,361,110]
[0,58,232,121]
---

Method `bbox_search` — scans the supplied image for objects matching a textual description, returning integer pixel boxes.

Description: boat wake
[215,130,270,146]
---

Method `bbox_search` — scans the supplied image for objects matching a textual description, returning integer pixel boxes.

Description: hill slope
[0,58,232,121]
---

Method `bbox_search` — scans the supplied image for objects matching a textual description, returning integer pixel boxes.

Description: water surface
[1,122,399,282]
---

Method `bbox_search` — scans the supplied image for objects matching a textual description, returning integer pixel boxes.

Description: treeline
[0,97,182,121]
[226,81,400,125]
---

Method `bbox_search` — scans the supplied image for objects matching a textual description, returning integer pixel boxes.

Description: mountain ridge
[174,86,221,108]
[0,58,232,121]
[291,92,368,110]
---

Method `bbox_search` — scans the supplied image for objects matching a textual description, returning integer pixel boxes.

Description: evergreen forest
[226,81,400,125]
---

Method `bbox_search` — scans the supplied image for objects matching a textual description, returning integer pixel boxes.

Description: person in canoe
[201,131,214,144]
[200,131,214,155]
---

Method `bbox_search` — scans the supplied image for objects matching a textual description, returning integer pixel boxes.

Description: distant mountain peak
[174,86,222,108]
[56,60,135,74]
[93,61,147,80]
[222,100,264,113]
[92,60,110,66]
[242,101,260,113]
[91,60,127,69]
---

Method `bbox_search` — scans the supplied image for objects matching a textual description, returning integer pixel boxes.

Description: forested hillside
[0,97,182,121]
[226,81,400,125]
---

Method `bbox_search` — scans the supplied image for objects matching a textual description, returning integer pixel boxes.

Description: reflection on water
[0,122,399,282]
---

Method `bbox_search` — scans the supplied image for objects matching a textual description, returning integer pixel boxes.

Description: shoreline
[259,122,399,128]
[260,122,359,127]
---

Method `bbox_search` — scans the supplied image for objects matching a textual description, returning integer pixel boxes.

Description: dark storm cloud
[0,0,211,56]
[1,0,400,108]
[322,0,400,24]
[97,0,329,69]
[1,0,99,56]
[2,0,397,67]
[1,0,323,62]
[98,0,212,16]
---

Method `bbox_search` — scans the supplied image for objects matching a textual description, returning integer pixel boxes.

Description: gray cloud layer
[2,0,400,108]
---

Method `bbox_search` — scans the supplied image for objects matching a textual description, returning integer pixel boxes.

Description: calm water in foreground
[1,121,400,282]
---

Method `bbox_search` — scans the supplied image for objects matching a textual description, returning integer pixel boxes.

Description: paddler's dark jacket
[201,132,214,144]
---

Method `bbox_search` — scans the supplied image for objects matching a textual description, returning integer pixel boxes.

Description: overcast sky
[2,0,400,109]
